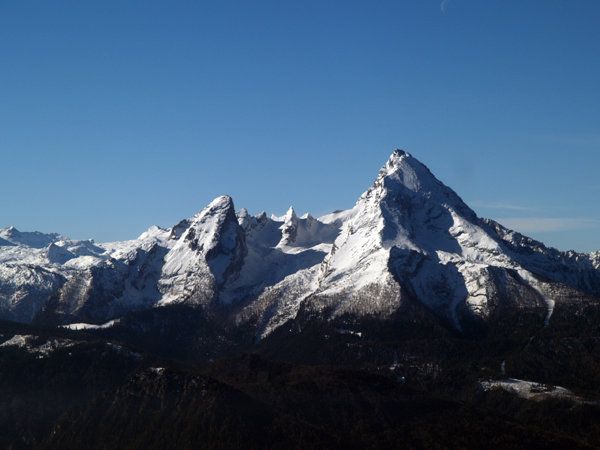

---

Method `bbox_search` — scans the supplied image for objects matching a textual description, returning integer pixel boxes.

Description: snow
[247,265,323,338]
[317,207,393,295]
[517,269,555,326]
[303,149,597,329]
[336,328,363,337]
[0,334,77,357]
[592,251,600,269]
[137,225,170,241]
[0,263,65,323]
[63,255,105,270]
[0,245,49,265]
[278,207,339,248]
[0,334,30,348]
[223,207,339,330]
[0,226,64,248]
[62,319,120,330]
[47,242,76,264]
[101,226,171,261]
[0,334,143,360]
[480,378,580,402]
[318,208,356,226]
[159,195,242,305]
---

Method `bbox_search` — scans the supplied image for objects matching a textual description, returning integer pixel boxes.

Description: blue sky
[1,1,599,251]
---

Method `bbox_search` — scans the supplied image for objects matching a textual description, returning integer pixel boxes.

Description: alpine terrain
[2,150,600,449]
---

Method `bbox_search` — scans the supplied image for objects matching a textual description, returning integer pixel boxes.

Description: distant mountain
[0,226,64,248]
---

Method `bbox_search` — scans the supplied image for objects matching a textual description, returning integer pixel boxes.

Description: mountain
[158,195,245,306]
[1,150,599,334]
[0,226,64,248]
[308,150,600,331]
[2,150,600,449]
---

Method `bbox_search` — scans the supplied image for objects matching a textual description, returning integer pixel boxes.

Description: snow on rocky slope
[1,150,599,335]
[321,153,592,330]
[158,195,245,306]
[479,378,582,402]
[0,227,64,248]
[242,151,600,334]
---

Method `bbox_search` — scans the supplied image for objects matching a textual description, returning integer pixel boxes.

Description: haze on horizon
[1,1,599,252]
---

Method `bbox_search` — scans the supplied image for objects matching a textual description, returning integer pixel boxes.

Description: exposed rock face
[0,150,599,337]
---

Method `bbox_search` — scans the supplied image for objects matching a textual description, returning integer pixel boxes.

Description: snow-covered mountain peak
[384,148,410,168]
[158,195,246,305]
[357,150,476,230]
[283,206,297,222]
[370,149,453,196]
[0,226,64,248]
[137,225,169,241]
[313,151,500,323]
[279,207,298,239]
[275,205,339,249]
[192,195,234,218]
[172,195,241,267]
[237,208,253,229]
[376,149,425,187]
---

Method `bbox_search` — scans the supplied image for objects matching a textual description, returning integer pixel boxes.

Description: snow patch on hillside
[62,319,121,330]
[480,378,581,402]
[0,334,78,357]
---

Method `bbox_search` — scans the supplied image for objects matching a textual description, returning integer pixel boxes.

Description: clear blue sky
[1,1,599,251]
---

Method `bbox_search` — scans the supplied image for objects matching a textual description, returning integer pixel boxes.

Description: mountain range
[2,151,600,448]
[2,150,599,334]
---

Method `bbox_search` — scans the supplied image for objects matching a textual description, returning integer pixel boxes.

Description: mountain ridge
[1,150,599,337]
